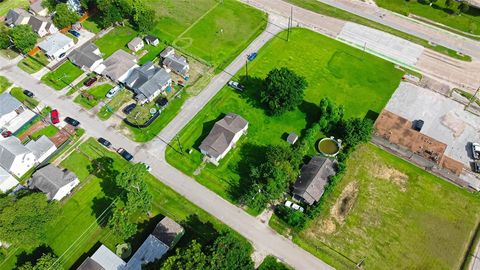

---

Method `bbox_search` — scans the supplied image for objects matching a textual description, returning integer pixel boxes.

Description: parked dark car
[473,161,480,173]
[50,109,59,124]
[64,117,80,127]
[117,148,133,161]
[122,103,137,115]
[156,97,169,107]
[69,30,81,37]
[247,52,257,61]
[23,89,34,97]
[84,77,97,87]
[412,120,424,132]
[98,137,112,148]
[59,52,66,58]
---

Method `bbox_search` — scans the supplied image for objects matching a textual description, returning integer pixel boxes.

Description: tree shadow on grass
[237,75,265,111]
[15,245,55,269]
[228,143,269,203]
[178,214,219,248]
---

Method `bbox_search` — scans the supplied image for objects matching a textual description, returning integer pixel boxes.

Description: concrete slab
[337,22,424,66]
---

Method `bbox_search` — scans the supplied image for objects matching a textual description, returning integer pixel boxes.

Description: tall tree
[0,193,61,248]
[339,118,373,150]
[208,232,254,270]
[10,25,38,54]
[53,3,80,29]
[18,253,63,270]
[261,67,308,116]
[161,240,207,270]
[0,29,10,50]
[108,202,137,241]
[318,97,344,133]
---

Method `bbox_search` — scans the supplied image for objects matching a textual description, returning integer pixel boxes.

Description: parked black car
[117,148,133,161]
[23,89,34,97]
[473,161,480,173]
[123,103,137,115]
[64,117,80,127]
[156,97,169,107]
[97,137,112,148]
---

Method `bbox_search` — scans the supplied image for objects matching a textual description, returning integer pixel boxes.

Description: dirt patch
[370,163,409,192]
[440,111,466,138]
[320,218,337,235]
[331,181,359,224]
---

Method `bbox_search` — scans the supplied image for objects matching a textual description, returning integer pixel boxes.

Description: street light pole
[466,87,480,110]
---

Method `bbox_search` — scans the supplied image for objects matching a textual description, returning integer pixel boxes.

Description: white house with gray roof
[0,93,25,128]
[0,167,19,193]
[95,50,138,83]
[160,47,189,77]
[5,8,56,37]
[69,43,103,72]
[127,37,144,52]
[124,61,172,104]
[0,137,37,178]
[29,164,79,200]
[5,8,30,26]
[38,32,74,60]
[25,136,56,163]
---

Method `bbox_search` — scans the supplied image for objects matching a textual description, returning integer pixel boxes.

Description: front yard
[165,29,404,210]
[73,83,112,109]
[41,62,84,90]
[97,88,133,120]
[0,76,11,93]
[17,52,50,74]
[10,87,39,109]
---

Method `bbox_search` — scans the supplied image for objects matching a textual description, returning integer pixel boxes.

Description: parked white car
[472,142,480,160]
[284,200,304,212]
[106,86,122,98]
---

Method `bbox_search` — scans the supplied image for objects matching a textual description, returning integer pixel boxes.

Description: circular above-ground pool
[318,137,341,157]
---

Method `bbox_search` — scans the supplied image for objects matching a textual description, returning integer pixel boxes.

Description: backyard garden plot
[41,61,83,90]
[277,144,480,270]
[165,29,404,211]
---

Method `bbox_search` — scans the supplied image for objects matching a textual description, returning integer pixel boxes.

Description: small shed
[127,37,144,52]
[144,35,159,46]
[287,132,298,145]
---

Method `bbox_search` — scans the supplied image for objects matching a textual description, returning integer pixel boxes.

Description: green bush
[274,205,307,229]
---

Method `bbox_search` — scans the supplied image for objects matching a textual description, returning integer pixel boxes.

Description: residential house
[95,50,138,83]
[0,93,25,129]
[5,8,30,26]
[28,164,79,200]
[77,217,184,270]
[30,0,49,16]
[0,166,19,193]
[144,35,159,46]
[160,47,189,77]
[68,42,103,72]
[124,61,172,104]
[199,113,248,165]
[0,137,37,178]
[25,135,57,163]
[38,32,74,60]
[5,8,56,37]
[128,37,144,52]
[293,156,335,205]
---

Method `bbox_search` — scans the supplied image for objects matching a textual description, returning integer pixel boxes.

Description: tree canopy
[92,0,156,32]
[10,25,38,54]
[261,67,307,116]
[161,240,207,270]
[53,3,80,29]
[258,256,291,270]
[0,193,61,248]
[18,252,63,270]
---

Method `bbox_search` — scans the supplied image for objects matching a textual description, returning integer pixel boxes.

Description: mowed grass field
[375,0,480,35]
[0,0,28,16]
[279,144,480,270]
[0,138,239,269]
[41,61,83,90]
[165,29,404,211]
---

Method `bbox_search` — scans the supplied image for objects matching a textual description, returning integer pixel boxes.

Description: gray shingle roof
[0,137,31,172]
[163,54,189,76]
[5,8,30,25]
[38,33,72,57]
[293,156,335,205]
[100,50,137,82]
[199,113,248,159]
[0,93,23,118]
[77,257,104,270]
[151,217,184,247]
[128,37,143,48]
[68,42,102,70]
[30,0,46,14]
[29,164,78,200]
[144,35,158,44]
[125,61,171,101]
[160,46,175,58]
[25,135,56,160]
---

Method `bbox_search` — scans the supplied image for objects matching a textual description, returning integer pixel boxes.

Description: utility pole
[176,135,184,154]
[466,87,480,110]
[245,59,248,80]
[287,7,293,41]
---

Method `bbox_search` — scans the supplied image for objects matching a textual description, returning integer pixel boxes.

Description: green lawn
[29,125,59,140]
[17,52,50,74]
[0,75,11,93]
[41,62,83,90]
[165,29,404,210]
[74,83,112,109]
[82,17,101,34]
[10,87,39,109]
[0,0,28,16]
[97,88,133,120]
[375,0,480,35]
[275,144,480,270]
[94,26,136,58]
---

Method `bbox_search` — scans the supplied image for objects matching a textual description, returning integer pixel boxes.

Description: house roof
[0,93,23,118]
[287,132,298,144]
[0,137,32,171]
[125,61,171,101]
[160,46,175,58]
[77,257,104,270]
[100,50,137,82]
[128,37,143,48]
[68,42,102,69]
[163,54,189,76]
[5,8,30,25]
[151,217,184,247]
[25,135,56,160]
[199,113,248,159]
[0,166,19,192]
[468,0,480,8]
[125,235,169,270]
[91,245,125,270]
[30,0,47,14]
[38,33,73,56]
[29,164,78,200]
[144,35,158,43]
[293,156,335,205]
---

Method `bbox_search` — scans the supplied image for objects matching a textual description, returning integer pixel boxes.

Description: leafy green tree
[131,2,156,32]
[318,98,344,133]
[108,202,137,241]
[10,25,38,54]
[208,232,254,270]
[0,28,10,50]
[261,67,307,116]
[258,256,291,270]
[115,163,152,213]
[95,0,124,28]
[53,3,80,29]
[161,240,207,270]
[274,205,307,228]
[18,253,63,270]
[0,193,60,248]
[339,118,373,151]
[459,0,470,13]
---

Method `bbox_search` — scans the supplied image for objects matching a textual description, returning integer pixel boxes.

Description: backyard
[97,88,133,120]
[165,29,404,211]
[94,25,137,58]
[270,144,480,270]
[0,138,246,269]
[41,62,83,90]
[73,83,112,109]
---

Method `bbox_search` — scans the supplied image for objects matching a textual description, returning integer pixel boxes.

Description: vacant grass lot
[375,0,480,35]
[165,29,403,211]
[275,144,480,270]
[17,52,49,74]
[0,138,244,269]
[74,83,112,109]
[94,26,136,58]
[41,62,83,90]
